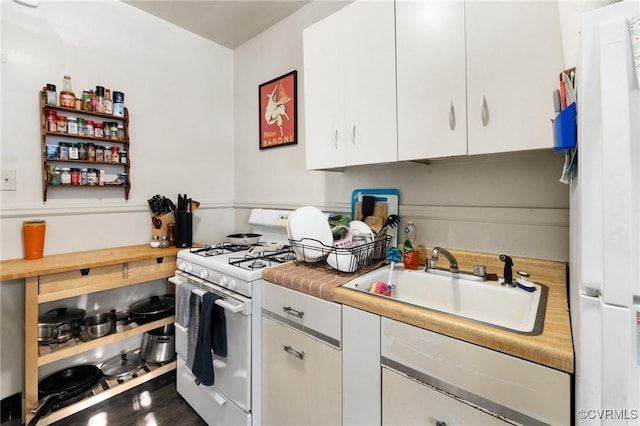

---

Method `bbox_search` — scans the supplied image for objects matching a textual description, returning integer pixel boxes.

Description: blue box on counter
[553,102,576,151]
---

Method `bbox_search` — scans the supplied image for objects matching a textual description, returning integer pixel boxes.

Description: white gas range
[170,209,295,426]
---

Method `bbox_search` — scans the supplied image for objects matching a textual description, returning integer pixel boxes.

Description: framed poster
[259,70,297,149]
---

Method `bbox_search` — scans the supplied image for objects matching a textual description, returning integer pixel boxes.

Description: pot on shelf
[101,350,145,380]
[80,310,116,341]
[140,324,175,363]
[129,295,174,325]
[38,307,85,343]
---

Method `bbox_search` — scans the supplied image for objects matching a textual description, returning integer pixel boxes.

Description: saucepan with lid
[38,307,86,344]
[129,295,175,324]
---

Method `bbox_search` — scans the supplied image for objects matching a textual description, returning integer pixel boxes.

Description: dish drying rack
[289,234,391,274]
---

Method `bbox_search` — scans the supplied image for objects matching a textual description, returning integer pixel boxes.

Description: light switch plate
[1,170,17,191]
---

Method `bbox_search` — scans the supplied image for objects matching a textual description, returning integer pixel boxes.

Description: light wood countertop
[0,244,181,281]
[266,247,574,374]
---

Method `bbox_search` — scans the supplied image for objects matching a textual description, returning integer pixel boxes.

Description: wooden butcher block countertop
[263,248,574,374]
[0,244,181,281]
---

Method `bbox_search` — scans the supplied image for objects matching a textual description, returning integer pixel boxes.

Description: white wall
[0,0,234,399]
[233,2,570,259]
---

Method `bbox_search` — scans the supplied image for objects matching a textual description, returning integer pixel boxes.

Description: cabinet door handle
[333,128,339,148]
[283,306,304,318]
[284,345,305,360]
[449,101,456,131]
[481,95,490,127]
[351,124,357,145]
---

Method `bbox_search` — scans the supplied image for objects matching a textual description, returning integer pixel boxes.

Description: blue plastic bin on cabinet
[553,102,576,151]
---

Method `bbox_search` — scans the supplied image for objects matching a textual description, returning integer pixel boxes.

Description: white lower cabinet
[382,367,511,426]
[261,282,342,426]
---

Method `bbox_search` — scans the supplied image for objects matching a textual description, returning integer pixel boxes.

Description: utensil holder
[175,212,192,248]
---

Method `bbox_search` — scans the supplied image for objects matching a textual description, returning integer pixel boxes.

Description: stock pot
[140,324,175,363]
[80,311,116,341]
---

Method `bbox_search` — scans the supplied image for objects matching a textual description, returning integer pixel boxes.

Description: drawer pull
[283,306,304,318]
[283,345,305,360]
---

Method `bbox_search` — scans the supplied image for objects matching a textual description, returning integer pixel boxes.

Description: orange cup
[23,220,46,260]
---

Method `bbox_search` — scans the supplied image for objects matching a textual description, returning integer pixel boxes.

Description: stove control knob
[200,270,209,280]
[184,263,192,273]
[219,276,228,288]
[227,279,237,291]
[178,261,187,271]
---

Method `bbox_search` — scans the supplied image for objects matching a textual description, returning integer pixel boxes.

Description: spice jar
[119,150,127,164]
[104,147,112,162]
[56,116,67,133]
[52,167,61,185]
[94,122,104,138]
[68,143,79,160]
[117,125,125,140]
[77,117,86,136]
[85,120,94,137]
[113,91,125,117]
[103,121,112,139]
[59,75,75,108]
[82,90,92,111]
[46,111,57,132]
[46,84,57,106]
[78,142,87,161]
[87,168,98,186]
[70,168,81,186]
[95,86,105,113]
[110,146,120,163]
[58,142,69,160]
[80,168,88,185]
[95,145,104,162]
[86,143,96,161]
[60,168,71,185]
[110,122,119,140]
[67,117,78,135]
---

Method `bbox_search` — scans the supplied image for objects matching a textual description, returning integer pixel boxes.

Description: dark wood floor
[54,371,206,426]
[2,371,207,426]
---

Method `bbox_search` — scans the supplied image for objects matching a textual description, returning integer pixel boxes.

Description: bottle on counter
[59,76,75,108]
[402,220,420,270]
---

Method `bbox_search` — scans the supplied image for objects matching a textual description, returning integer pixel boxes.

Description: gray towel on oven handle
[186,292,200,371]
[192,292,227,386]
[176,281,196,328]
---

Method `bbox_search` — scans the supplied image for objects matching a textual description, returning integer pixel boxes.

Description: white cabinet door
[303,10,346,170]
[262,316,342,426]
[396,0,467,160]
[303,0,396,169]
[465,1,564,154]
[343,0,397,166]
[382,367,511,426]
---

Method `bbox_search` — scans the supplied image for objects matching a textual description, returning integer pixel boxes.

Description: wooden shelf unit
[0,244,181,425]
[40,91,131,201]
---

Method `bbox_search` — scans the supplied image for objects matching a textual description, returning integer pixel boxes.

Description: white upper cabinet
[304,0,397,170]
[396,0,564,160]
[396,0,468,160]
[466,1,564,155]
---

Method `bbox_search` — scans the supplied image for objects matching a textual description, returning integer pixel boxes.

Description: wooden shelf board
[38,316,175,366]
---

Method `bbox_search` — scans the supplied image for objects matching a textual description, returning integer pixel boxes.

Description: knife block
[175,212,193,248]
[151,212,175,239]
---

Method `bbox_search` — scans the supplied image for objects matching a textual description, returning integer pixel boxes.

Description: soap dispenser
[402,220,419,270]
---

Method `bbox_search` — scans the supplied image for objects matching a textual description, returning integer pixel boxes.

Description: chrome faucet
[427,247,459,273]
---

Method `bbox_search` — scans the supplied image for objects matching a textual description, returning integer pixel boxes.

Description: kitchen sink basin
[341,266,547,335]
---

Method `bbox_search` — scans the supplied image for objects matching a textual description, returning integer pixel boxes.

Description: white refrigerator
[571,1,640,424]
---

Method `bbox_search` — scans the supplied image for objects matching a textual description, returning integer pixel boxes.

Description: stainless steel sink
[341,266,547,335]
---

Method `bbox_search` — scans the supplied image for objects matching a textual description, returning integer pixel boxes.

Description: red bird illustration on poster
[259,71,297,149]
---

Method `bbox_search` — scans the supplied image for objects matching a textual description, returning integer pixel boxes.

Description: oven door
[170,272,252,413]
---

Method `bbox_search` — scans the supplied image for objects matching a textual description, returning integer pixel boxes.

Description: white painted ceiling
[123,0,312,49]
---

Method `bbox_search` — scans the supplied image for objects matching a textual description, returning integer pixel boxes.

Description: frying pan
[29,364,102,426]
[227,233,261,245]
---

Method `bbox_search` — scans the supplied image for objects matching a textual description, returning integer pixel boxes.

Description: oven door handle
[214,298,243,313]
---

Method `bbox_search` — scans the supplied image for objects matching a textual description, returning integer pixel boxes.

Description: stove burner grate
[190,242,265,257]
[228,247,295,270]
